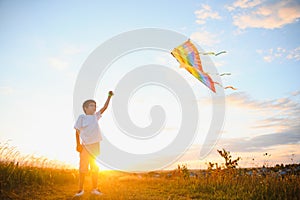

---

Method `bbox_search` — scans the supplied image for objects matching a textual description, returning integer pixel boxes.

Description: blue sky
[0,0,299,170]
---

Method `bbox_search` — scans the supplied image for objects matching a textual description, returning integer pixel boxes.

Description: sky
[0,0,300,171]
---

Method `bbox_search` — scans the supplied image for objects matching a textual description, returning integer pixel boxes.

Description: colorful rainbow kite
[171,39,203,71]
[171,40,236,93]
[171,40,216,93]
[184,65,216,93]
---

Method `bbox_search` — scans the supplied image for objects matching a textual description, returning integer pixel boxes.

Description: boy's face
[85,102,96,115]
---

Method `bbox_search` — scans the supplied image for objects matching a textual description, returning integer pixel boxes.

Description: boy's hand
[76,144,83,153]
[108,91,114,97]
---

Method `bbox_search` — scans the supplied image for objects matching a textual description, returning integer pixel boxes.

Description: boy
[74,91,114,196]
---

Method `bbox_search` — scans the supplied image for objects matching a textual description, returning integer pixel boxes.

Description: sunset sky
[0,0,299,171]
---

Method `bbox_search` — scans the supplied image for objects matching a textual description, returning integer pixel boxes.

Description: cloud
[256,47,286,62]
[62,45,84,55]
[227,92,299,111]
[181,91,300,167]
[252,116,299,133]
[227,91,300,133]
[176,91,300,167]
[194,4,221,24]
[226,0,263,11]
[257,46,300,62]
[291,90,300,96]
[229,0,300,29]
[227,92,271,109]
[0,86,14,95]
[48,57,69,71]
[190,30,220,47]
[287,47,300,61]
[220,129,300,152]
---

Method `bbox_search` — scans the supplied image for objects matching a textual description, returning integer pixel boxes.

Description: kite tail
[213,81,223,86]
[201,52,215,56]
[215,51,227,56]
[199,51,227,56]
[214,82,237,91]
[224,86,237,90]
[206,72,231,76]
[219,72,231,76]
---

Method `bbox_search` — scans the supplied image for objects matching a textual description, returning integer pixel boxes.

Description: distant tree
[177,164,189,179]
[217,148,241,169]
[207,162,215,170]
[207,162,221,171]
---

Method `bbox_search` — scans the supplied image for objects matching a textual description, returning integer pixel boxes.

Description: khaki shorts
[79,142,100,173]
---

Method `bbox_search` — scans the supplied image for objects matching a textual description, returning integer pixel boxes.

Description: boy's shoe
[74,190,84,197]
[91,189,103,195]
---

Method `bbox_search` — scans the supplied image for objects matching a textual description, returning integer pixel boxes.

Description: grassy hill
[1,143,299,199]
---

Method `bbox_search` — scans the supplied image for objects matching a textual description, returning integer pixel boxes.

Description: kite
[184,65,216,93]
[171,39,203,71]
[171,40,215,93]
[171,39,236,92]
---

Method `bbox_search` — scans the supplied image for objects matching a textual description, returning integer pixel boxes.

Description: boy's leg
[79,145,89,191]
[90,157,99,189]
[78,173,85,191]
[87,143,100,189]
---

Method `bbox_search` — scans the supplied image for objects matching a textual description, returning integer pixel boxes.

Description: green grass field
[1,167,300,200]
[1,143,300,200]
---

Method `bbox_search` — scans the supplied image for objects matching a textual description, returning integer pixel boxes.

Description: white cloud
[194,4,221,24]
[291,90,300,96]
[256,49,263,54]
[220,131,300,152]
[263,55,273,63]
[257,46,300,62]
[62,45,84,55]
[178,91,300,169]
[227,92,299,111]
[229,0,300,29]
[287,47,300,61]
[48,57,69,71]
[190,30,220,47]
[221,91,300,142]
[232,28,247,36]
[0,86,14,95]
[226,0,263,11]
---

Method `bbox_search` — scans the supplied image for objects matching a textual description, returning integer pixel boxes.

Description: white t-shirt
[74,111,102,145]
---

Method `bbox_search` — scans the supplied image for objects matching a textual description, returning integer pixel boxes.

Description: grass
[1,142,300,199]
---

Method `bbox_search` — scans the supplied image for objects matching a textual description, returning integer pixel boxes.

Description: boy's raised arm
[99,91,114,114]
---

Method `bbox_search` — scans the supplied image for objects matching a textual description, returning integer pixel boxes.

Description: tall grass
[0,142,77,192]
[0,142,299,199]
[189,168,300,199]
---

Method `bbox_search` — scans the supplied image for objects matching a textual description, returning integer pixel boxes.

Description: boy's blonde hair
[82,99,96,114]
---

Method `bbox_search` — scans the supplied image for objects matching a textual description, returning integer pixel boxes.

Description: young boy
[74,91,114,196]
